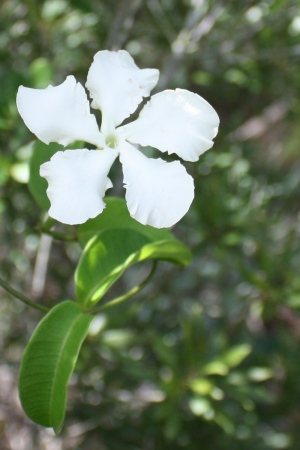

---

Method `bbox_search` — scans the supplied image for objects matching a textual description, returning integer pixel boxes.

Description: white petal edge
[17,76,104,148]
[40,148,117,225]
[86,50,159,134]
[120,89,220,162]
[119,142,194,228]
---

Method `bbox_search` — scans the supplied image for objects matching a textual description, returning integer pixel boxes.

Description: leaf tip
[53,422,63,435]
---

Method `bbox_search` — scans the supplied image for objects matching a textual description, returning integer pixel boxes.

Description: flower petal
[119,142,194,228]
[120,89,219,162]
[17,76,104,147]
[40,148,117,225]
[85,50,159,134]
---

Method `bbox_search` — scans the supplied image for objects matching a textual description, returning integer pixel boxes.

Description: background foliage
[1,0,300,448]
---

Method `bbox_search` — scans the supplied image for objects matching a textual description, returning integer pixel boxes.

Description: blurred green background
[1,0,300,448]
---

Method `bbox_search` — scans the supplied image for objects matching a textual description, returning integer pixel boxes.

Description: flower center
[105,134,119,149]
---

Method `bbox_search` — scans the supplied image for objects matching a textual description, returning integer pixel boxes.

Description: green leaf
[19,301,93,433]
[29,57,54,88]
[221,344,252,367]
[75,228,192,309]
[78,197,173,247]
[202,344,252,377]
[28,141,63,210]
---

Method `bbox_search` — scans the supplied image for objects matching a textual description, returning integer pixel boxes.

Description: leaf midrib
[47,313,83,428]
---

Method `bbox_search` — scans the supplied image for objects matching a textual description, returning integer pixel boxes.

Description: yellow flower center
[105,134,119,149]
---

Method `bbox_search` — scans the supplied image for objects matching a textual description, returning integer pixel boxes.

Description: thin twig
[158,4,224,90]
[31,233,52,298]
[0,277,49,313]
[106,0,142,50]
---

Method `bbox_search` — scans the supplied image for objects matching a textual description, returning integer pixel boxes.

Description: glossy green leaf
[78,197,173,247]
[19,301,93,433]
[75,228,192,309]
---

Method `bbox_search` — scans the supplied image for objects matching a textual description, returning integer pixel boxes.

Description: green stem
[41,216,56,231]
[92,261,158,313]
[40,228,77,242]
[0,277,49,313]
[38,216,77,242]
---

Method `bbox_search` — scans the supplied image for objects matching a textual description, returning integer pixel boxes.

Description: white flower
[17,50,219,228]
